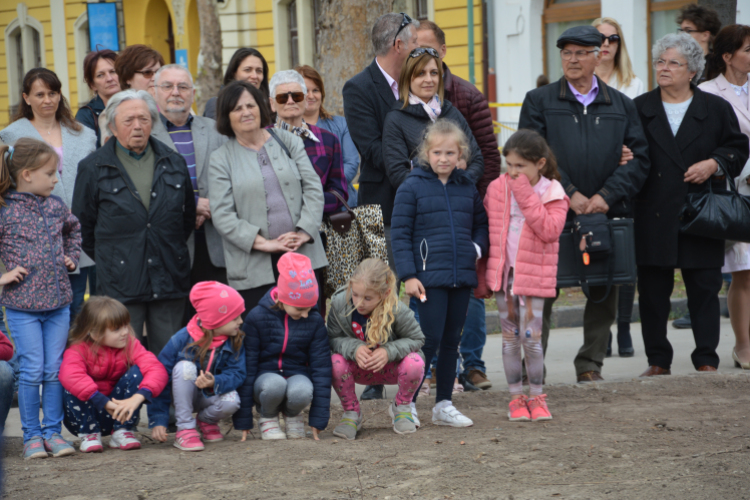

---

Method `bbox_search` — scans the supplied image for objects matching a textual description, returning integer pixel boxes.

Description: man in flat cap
[518,25,650,383]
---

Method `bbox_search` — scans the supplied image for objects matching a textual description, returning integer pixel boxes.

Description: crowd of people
[0,3,748,465]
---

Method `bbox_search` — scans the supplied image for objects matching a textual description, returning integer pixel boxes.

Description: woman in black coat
[633,33,749,376]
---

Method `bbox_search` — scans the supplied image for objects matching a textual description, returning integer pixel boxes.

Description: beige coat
[208,129,327,290]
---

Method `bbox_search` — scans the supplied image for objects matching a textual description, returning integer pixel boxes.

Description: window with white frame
[4,12,45,119]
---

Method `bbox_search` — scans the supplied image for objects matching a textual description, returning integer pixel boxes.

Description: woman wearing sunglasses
[592,18,645,99]
[114,44,165,94]
[204,48,270,120]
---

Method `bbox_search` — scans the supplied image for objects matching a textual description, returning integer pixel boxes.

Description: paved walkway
[3,317,742,439]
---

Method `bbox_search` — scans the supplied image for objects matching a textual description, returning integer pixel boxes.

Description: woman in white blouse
[593,18,646,99]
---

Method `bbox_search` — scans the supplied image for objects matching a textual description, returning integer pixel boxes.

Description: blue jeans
[459,296,487,374]
[68,267,90,326]
[6,306,70,442]
[0,360,14,434]
[63,366,143,436]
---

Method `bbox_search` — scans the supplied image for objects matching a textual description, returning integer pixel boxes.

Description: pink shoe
[528,394,553,421]
[197,420,224,442]
[508,396,531,422]
[173,429,205,451]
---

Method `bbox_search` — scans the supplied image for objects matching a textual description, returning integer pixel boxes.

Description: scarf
[187,315,229,372]
[408,93,442,123]
[275,117,320,143]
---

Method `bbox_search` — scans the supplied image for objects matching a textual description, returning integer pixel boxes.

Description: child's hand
[104,400,117,417]
[355,345,372,370]
[151,426,168,442]
[64,256,76,271]
[0,266,28,286]
[312,428,321,441]
[195,370,215,389]
[110,394,146,424]
[363,347,389,373]
[404,278,425,299]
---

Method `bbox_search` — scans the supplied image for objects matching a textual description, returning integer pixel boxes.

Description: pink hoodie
[478,173,569,298]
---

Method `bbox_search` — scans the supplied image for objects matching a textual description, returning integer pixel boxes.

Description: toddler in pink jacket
[478,129,569,422]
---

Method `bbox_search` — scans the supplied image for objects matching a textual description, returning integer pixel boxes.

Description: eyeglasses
[560,49,599,60]
[601,34,621,44]
[409,47,440,59]
[393,12,413,46]
[677,28,700,34]
[157,83,193,93]
[134,69,157,79]
[654,59,687,70]
[274,91,305,105]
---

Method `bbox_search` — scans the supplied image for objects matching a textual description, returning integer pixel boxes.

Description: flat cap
[556,26,603,49]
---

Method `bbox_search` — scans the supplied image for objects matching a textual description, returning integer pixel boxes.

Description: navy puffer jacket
[391,166,489,288]
[233,289,332,431]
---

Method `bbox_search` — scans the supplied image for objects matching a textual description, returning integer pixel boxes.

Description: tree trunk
[316,0,393,116]
[699,0,737,27]
[194,0,223,116]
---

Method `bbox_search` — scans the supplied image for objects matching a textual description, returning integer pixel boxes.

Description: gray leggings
[254,373,313,418]
[172,360,241,431]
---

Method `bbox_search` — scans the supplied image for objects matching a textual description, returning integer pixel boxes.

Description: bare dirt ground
[4,373,750,500]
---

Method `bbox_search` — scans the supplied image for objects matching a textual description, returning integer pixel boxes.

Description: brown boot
[467,369,492,390]
[640,366,671,377]
[576,371,604,383]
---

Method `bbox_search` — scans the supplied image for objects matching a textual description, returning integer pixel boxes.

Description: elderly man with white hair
[151,64,229,296]
[73,89,196,355]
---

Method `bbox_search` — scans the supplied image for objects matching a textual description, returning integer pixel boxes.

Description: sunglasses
[601,34,621,44]
[274,91,305,105]
[409,47,440,59]
[134,69,157,79]
[393,12,413,46]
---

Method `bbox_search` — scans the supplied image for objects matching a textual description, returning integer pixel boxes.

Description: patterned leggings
[331,353,424,413]
[496,291,545,397]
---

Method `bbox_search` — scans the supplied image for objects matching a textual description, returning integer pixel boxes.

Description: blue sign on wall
[175,49,189,69]
[87,3,119,52]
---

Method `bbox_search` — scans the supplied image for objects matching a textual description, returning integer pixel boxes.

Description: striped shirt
[164,115,199,203]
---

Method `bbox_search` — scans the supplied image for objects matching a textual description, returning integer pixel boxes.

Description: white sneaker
[410,402,420,428]
[79,433,103,453]
[109,429,141,450]
[432,401,474,427]
[284,414,306,439]
[258,416,287,440]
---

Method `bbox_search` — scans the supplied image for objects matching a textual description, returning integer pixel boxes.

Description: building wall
[436,0,484,89]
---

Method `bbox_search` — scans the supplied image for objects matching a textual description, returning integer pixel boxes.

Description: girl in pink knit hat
[234,252,332,441]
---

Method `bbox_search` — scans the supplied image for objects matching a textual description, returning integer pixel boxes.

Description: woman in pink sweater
[478,130,568,422]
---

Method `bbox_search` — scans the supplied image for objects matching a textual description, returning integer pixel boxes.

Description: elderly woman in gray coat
[0,68,96,323]
[209,80,327,314]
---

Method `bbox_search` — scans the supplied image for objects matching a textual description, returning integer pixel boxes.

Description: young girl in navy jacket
[391,120,489,427]
[149,281,246,452]
[234,252,332,441]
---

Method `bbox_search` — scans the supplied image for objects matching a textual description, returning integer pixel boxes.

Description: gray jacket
[326,288,425,363]
[0,118,96,269]
[208,129,328,290]
[152,114,229,268]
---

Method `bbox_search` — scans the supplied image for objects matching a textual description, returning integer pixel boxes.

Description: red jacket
[0,331,13,361]
[443,64,501,198]
[60,337,168,405]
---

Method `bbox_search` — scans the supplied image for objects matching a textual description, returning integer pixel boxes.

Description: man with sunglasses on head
[519,26,650,384]
[343,12,419,400]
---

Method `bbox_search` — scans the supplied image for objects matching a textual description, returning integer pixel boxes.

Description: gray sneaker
[332,411,362,440]
[389,400,417,435]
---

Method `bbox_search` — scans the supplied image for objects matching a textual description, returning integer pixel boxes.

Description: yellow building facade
[0,0,484,129]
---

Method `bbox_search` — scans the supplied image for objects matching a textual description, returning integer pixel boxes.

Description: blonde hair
[592,17,636,89]
[417,119,470,167]
[68,296,136,366]
[346,259,398,348]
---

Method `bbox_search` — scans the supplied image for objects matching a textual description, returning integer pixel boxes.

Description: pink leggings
[331,353,425,413]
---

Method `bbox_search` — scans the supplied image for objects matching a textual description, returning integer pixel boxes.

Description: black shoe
[606,332,612,357]
[672,313,692,329]
[360,384,384,400]
[458,373,480,392]
[617,322,635,357]
[11,391,18,408]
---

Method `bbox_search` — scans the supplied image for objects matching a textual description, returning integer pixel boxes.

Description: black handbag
[679,178,750,242]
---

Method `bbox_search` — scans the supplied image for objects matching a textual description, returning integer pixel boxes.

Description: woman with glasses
[76,49,120,148]
[208,80,328,313]
[593,18,645,99]
[204,48,270,120]
[633,33,748,377]
[114,44,165,94]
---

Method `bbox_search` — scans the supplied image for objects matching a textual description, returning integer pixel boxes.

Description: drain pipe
[468,0,475,84]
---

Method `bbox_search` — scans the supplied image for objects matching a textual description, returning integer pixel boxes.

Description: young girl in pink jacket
[479,129,569,422]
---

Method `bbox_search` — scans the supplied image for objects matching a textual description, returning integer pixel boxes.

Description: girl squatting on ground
[59,297,168,453]
[479,129,569,422]
[0,139,82,459]
[234,253,332,441]
[391,120,489,427]
[149,281,246,451]
[328,258,426,439]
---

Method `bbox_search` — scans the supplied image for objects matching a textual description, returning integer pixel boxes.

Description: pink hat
[275,253,319,308]
[189,281,245,330]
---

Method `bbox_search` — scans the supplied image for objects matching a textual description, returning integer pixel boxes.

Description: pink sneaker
[197,419,224,442]
[173,429,205,451]
[528,394,553,421]
[508,396,531,422]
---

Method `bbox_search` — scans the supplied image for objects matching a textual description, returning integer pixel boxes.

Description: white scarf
[408,93,442,123]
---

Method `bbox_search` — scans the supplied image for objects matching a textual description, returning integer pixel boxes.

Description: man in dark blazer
[342,12,419,401]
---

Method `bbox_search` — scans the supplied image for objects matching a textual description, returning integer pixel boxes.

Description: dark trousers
[184,230,228,323]
[63,366,143,436]
[413,287,471,404]
[638,266,722,370]
[68,267,91,327]
[126,299,186,356]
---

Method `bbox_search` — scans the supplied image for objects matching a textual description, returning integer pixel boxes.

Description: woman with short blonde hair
[592,17,645,99]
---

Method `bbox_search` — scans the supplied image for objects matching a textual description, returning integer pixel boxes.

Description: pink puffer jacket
[479,173,569,298]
